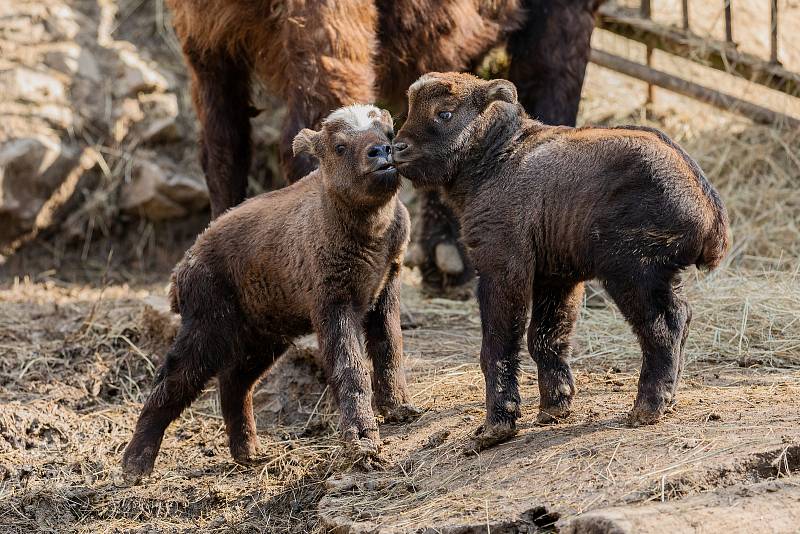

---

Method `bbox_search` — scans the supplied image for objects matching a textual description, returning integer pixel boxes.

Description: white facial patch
[323,104,383,131]
[408,74,437,95]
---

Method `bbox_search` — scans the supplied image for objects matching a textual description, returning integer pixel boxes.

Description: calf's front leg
[316,307,380,452]
[364,265,421,423]
[468,272,529,452]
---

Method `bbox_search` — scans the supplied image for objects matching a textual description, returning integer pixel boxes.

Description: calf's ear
[292,128,320,157]
[483,79,518,106]
[380,109,394,130]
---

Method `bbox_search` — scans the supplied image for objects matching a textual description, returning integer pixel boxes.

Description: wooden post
[641,0,653,106]
[640,0,651,18]
[681,0,689,30]
[724,0,733,43]
[770,0,779,64]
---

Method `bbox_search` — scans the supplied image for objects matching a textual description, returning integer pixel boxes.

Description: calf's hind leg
[218,338,288,464]
[364,265,420,423]
[528,281,583,423]
[604,270,690,425]
[122,321,229,482]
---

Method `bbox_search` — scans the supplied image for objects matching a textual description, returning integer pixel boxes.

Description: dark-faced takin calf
[394,72,729,450]
[123,105,419,481]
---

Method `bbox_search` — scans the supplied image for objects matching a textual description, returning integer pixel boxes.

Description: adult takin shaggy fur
[122,105,416,481]
[166,0,603,293]
[394,73,730,450]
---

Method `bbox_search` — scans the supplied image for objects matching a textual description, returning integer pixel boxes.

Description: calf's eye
[438,111,452,121]
[335,144,346,155]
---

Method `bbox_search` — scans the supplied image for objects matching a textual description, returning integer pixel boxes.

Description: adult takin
[394,72,729,450]
[122,105,417,482]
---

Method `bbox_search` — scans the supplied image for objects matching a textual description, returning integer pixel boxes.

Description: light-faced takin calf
[122,105,418,482]
[394,72,729,451]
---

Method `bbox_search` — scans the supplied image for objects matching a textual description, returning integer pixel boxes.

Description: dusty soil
[1,263,798,533]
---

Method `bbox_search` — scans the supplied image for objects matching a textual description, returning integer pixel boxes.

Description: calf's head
[393,72,518,188]
[293,105,398,207]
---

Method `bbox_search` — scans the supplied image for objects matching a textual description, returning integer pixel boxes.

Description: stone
[0,68,66,104]
[135,93,180,143]
[0,136,80,244]
[119,156,208,221]
[114,48,169,98]
[44,45,100,82]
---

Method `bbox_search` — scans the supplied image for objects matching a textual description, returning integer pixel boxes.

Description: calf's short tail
[697,200,730,270]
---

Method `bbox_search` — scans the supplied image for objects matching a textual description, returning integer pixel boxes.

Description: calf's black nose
[393,141,408,152]
[367,144,392,159]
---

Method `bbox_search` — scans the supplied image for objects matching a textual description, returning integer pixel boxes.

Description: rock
[254,347,330,427]
[119,156,208,221]
[114,47,169,98]
[0,136,80,244]
[135,93,180,143]
[42,4,80,41]
[0,68,66,104]
[44,45,100,82]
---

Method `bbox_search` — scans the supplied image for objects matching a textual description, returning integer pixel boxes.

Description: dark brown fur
[394,72,730,450]
[122,107,416,482]
[167,0,602,291]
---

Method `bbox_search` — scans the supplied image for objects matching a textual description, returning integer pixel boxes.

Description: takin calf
[122,105,417,481]
[394,72,729,450]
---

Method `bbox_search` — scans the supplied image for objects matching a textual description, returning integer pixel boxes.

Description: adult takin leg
[507,0,601,127]
[528,281,583,423]
[407,192,474,297]
[184,43,253,218]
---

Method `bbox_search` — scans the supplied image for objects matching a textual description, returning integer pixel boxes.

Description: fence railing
[593,1,800,129]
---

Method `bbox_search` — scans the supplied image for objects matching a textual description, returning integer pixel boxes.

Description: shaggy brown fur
[394,72,730,451]
[122,106,417,482]
[167,0,602,292]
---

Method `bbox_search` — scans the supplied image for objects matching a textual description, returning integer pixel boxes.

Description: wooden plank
[596,4,800,96]
[589,49,800,129]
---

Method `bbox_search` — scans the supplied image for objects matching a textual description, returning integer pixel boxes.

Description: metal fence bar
[590,49,800,129]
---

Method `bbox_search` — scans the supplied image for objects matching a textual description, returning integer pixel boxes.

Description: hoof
[627,405,665,427]
[536,405,571,424]
[379,403,424,424]
[230,440,260,465]
[121,445,157,485]
[463,422,517,454]
[340,434,386,471]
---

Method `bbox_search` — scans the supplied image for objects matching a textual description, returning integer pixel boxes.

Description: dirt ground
[1,257,799,532]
